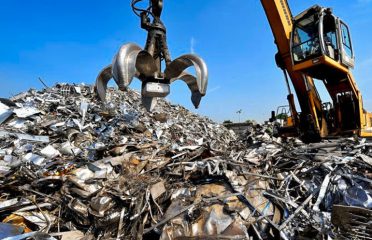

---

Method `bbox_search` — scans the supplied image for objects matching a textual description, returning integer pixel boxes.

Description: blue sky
[0,0,371,122]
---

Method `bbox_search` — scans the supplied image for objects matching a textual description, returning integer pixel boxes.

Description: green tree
[276,113,288,120]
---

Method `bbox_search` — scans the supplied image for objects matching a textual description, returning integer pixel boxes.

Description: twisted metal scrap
[96,0,208,111]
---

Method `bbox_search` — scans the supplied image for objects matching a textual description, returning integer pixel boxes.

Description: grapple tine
[135,50,158,77]
[141,96,157,112]
[95,65,113,102]
[171,72,202,108]
[165,54,208,94]
[165,54,208,108]
[112,43,142,90]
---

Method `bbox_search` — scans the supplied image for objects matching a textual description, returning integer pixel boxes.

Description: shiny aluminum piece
[96,0,208,111]
[89,196,115,218]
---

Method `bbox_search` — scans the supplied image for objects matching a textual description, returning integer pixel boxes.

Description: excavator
[261,0,372,141]
[96,0,372,142]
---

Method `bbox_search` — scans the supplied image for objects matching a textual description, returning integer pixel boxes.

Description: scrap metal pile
[0,84,371,240]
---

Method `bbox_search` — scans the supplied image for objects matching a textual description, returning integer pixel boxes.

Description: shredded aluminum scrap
[0,84,371,240]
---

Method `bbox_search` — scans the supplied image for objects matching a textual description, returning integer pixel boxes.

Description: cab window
[323,14,338,60]
[292,14,321,63]
[341,22,352,57]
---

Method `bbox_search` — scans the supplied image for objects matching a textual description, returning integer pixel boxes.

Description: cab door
[337,20,355,68]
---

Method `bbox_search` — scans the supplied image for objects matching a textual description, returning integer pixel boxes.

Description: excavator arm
[261,0,327,140]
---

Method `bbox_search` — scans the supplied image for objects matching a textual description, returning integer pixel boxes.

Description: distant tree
[223,120,233,124]
[236,109,242,122]
[276,113,288,120]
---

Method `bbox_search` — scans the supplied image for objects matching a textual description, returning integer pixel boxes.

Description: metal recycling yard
[1,0,372,239]
[0,84,371,239]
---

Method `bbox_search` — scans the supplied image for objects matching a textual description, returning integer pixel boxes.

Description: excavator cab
[291,5,354,80]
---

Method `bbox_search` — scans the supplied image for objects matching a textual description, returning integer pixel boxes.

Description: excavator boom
[261,0,326,141]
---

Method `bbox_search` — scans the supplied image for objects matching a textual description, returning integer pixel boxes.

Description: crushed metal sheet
[150,181,166,200]
[40,145,60,159]
[0,102,13,125]
[13,107,40,118]
[0,130,50,143]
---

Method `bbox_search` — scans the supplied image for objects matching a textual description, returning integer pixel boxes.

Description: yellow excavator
[261,0,372,142]
[96,0,372,143]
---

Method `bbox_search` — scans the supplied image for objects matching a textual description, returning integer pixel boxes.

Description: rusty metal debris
[331,205,372,239]
[0,84,371,239]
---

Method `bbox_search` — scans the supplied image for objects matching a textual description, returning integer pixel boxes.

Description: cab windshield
[292,13,321,63]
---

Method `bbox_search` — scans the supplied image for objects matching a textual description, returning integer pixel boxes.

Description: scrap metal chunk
[332,205,372,239]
